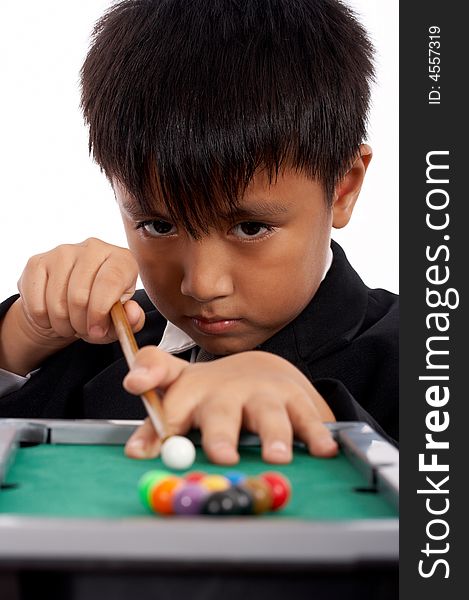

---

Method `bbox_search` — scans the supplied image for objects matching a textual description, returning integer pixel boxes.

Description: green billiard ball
[138,470,171,509]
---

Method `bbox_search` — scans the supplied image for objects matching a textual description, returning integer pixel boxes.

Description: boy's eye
[231,222,274,239]
[138,220,176,236]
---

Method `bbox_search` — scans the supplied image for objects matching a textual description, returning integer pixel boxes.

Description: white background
[0,0,398,301]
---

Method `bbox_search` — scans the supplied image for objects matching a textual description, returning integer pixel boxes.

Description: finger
[197,397,242,465]
[245,398,293,464]
[123,346,188,395]
[125,417,162,459]
[287,394,338,457]
[67,252,108,338]
[17,256,51,330]
[124,300,146,334]
[44,250,77,338]
[157,373,202,436]
[86,253,138,339]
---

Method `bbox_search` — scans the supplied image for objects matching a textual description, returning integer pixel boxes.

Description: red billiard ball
[260,472,291,510]
[184,471,207,483]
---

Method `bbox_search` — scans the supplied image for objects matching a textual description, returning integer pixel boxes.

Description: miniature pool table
[0,419,398,600]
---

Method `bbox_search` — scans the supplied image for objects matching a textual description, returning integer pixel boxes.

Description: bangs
[81,0,374,236]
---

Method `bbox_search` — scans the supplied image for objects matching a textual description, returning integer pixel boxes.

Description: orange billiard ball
[149,476,183,515]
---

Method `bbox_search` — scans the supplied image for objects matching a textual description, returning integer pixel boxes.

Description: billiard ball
[150,475,183,514]
[160,436,196,470]
[184,471,207,483]
[224,470,247,486]
[199,474,231,492]
[240,477,273,514]
[260,471,291,510]
[201,489,240,516]
[229,485,254,514]
[138,469,172,509]
[172,483,208,515]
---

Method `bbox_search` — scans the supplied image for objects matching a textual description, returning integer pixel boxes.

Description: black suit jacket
[0,242,398,444]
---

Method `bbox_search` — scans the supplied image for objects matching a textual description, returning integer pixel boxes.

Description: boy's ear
[332,144,372,229]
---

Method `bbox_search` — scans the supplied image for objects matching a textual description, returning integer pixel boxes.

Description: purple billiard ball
[172,483,208,515]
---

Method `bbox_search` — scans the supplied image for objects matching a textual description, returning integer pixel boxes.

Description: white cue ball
[160,436,196,470]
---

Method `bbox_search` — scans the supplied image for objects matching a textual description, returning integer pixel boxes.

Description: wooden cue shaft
[110,301,168,441]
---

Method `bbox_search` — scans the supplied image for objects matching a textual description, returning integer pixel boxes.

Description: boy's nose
[180,238,234,302]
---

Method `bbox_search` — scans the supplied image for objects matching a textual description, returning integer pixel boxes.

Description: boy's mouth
[189,316,242,335]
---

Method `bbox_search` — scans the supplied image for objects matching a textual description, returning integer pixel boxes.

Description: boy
[0,0,398,465]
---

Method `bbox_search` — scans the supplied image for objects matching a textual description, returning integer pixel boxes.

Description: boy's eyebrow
[221,201,290,220]
[120,201,169,219]
[121,199,289,221]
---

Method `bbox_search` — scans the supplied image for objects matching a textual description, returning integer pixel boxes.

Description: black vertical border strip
[400,2,466,598]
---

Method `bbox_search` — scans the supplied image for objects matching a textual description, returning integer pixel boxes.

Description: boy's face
[115,168,333,355]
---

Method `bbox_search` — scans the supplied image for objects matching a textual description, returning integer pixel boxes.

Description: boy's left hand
[123,347,338,465]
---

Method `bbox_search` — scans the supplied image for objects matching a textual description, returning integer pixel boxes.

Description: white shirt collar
[157,246,333,355]
[157,321,197,353]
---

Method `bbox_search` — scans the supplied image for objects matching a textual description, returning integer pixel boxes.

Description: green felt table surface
[0,444,397,520]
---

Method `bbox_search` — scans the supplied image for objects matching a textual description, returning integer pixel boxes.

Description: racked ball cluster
[139,469,291,516]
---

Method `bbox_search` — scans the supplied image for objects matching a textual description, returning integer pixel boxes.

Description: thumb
[125,417,162,459]
[123,299,146,333]
[123,345,188,396]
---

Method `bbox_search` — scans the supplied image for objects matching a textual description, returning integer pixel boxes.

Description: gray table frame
[0,419,398,568]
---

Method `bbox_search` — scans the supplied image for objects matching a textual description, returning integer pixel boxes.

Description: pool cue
[110,301,168,441]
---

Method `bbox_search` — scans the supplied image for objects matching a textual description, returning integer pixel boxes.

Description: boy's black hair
[81,0,374,236]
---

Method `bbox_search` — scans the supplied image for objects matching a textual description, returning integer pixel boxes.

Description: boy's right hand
[0,238,144,375]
